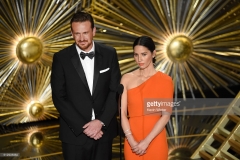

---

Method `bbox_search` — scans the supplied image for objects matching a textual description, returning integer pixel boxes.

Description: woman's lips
[138,63,144,66]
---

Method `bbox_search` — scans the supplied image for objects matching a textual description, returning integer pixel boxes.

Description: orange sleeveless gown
[124,72,173,160]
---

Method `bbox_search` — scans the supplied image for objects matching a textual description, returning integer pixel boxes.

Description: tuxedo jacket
[51,42,121,145]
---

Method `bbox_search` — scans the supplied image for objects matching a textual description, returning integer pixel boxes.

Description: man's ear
[93,27,96,36]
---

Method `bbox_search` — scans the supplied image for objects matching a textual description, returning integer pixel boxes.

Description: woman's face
[133,45,155,69]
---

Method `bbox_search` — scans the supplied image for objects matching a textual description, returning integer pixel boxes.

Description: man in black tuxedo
[51,11,121,160]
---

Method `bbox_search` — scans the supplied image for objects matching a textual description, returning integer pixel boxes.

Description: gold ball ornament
[167,35,193,62]
[28,132,44,147]
[169,147,192,160]
[28,102,44,119]
[16,37,43,64]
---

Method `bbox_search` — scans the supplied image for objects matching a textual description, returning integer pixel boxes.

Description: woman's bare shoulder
[121,70,138,84]
[121,72,134,82]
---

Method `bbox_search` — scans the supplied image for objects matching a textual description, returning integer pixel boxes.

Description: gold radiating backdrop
[90,0,240,99]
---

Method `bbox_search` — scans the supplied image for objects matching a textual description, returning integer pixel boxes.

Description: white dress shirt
[76,42,95,120]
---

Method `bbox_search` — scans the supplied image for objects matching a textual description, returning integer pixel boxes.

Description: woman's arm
[121,74,138,149]
[133,114,170,155]
[135,78,173,155]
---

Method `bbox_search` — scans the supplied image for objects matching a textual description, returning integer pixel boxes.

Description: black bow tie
[80,51,95,60]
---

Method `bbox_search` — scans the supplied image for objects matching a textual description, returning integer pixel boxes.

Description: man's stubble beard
[77,40,92,51]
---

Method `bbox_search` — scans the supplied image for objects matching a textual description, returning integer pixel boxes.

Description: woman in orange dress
[121,36,173,160]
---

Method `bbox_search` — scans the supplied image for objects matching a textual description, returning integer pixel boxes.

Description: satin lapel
[92,44,102,95]
[71,47,89,90]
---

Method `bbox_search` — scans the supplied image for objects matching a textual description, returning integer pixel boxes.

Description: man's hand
[93,131,103,140]
[83,120,103,138]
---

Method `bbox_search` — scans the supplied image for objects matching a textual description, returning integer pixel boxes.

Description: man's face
[71,21,96,52]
